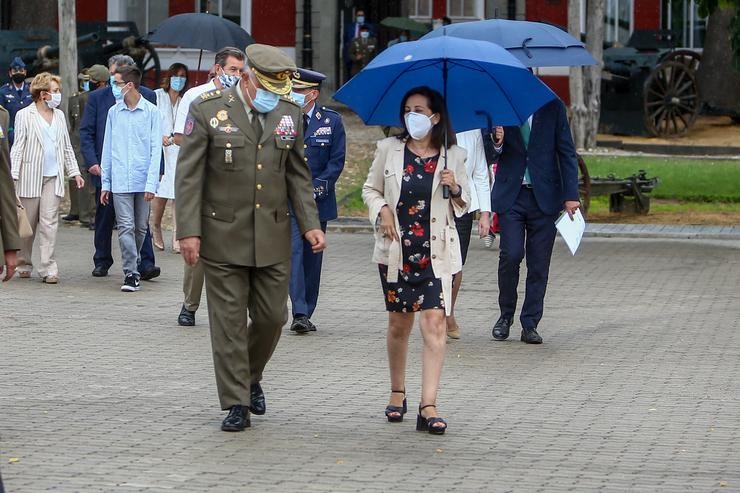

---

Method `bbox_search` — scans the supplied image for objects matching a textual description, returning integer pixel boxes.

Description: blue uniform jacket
[492,98,579,216]
[304,106,346,222]
[0,82,33,146]
[79,85,157,187]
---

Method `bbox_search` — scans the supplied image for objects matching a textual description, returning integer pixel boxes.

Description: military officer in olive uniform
[0,57,33,147]
[288,68,346,334]
[65,65,108,227]
[349,25,377,76]
[0,105,21,280]
[176,44,326,432]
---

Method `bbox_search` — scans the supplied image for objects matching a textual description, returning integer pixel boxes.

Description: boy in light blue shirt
[100,65,161,292]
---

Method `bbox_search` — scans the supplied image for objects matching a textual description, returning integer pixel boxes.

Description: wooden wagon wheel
[121,36,161,89]
[643,60,699,137]
[577,153,591,216]
[661,49,701,72]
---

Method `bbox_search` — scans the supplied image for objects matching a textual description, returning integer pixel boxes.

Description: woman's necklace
[408,140,437,159]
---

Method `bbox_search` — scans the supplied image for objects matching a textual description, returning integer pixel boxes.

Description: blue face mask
[170,76,186,91]
[111,82,124,100]
[83,80,90,92]
[252,87,280,113]
[290,91,306,107]
[217,68,241,89]
[356,15,365,24]
[399,35,408,42]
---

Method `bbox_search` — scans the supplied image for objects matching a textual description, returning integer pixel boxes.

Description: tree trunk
[696,8,740,118]
[58,0,78,117]
[568,0,587,150]
[584,0,606,149]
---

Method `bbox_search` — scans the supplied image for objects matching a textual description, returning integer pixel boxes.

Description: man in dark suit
[288,68,346,334]
[343,9,374,81]
[80,54,160,279]
[491,98,580,344]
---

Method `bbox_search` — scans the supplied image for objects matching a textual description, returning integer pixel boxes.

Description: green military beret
[246,44,296,95]
[88,64,110,83]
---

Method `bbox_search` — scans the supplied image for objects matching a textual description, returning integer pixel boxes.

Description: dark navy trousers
[93,187,156,272]
[497,187,558,329]
[289,217,327,318]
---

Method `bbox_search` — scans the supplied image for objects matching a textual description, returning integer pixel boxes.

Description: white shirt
[40,115,58,177]
[455,130,491,213]
[173,80,217,135]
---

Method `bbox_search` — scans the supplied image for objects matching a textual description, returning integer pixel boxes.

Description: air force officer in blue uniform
[0,57,34,147]
[491,98,580,344]
[288,68,346,334]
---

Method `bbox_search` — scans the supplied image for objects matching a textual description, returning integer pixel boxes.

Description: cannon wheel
[577,153,591,216]
[643,60,699,137]
[661,49,702,72]
[136,40,161,89]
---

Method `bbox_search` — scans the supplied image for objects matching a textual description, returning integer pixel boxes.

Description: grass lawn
[583,155,740,202]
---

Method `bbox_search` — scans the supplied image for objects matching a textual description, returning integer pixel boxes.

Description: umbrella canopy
[334,36,556,132]
[147,13,255,52]
[421,20,597,67]
[380,17,430,35]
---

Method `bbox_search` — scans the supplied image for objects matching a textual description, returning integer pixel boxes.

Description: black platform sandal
[416,404,447,435]
[384,389,407,422]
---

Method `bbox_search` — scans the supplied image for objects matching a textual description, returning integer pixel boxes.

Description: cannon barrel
[34,32,101,62]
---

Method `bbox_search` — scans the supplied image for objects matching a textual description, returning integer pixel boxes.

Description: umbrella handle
[442,142,449,199]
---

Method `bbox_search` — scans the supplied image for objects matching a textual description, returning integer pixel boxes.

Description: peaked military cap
[292,68,326,90]
[246,43,296,95]
[10,57,26,70]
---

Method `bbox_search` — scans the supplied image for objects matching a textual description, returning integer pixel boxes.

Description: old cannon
[600,29,701,137]
[0,21,160,87]
[577,157,659,215]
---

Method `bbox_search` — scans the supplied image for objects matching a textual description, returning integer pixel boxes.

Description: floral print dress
[379,147,444,312]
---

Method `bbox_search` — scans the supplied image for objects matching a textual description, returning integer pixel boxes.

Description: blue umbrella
[334,36,556,131]
[421,20,597,67]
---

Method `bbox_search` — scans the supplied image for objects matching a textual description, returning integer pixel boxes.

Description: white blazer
[362,137,470,315]
[455,129,492,213]
[10,103,80,198]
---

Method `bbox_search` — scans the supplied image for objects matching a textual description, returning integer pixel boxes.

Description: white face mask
[46,92,62,109]
[404,111,434,140]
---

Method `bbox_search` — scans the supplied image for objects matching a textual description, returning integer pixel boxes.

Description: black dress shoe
[249,383,266,415]
[62,214,79,222]
[140,266,161,281]
[178,305,195,326]
[290,316,312,334]
[492,316,513,340]
[91,266,109,277]
[221,405,250,432]
[521,328,543,344]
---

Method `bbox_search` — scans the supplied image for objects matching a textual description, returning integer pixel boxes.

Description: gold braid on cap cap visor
[252,67,292,95]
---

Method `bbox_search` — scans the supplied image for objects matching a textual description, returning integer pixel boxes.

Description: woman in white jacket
[445,128,500,339]
[11,73,83,283]
[362,87,469,435]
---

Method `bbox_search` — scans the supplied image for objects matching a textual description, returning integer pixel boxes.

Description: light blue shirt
[101,94,162,194]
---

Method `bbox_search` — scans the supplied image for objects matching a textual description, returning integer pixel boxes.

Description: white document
[555,208,586,256]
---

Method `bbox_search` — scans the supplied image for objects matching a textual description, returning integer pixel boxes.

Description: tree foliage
[696,0,740,68]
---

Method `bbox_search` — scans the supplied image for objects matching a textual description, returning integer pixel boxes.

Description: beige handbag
[15,196,33,239]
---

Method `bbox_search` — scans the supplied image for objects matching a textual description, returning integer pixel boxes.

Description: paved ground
[1,224,739,492]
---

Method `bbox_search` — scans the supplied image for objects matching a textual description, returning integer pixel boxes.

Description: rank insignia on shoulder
[200,90,221,101]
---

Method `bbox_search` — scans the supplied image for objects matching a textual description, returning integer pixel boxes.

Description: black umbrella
[147,13,256,82]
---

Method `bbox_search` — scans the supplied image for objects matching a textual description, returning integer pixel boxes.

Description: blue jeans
[112,192,150,277]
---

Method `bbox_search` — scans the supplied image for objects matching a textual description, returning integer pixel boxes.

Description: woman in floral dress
[362,86,470,434]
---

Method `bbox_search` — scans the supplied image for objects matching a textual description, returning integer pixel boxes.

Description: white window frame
[446,0,484,21]
[195,0,252,33]
[409,0,434,21]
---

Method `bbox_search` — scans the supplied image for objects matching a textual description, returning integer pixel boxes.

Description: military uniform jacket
[303,105,346,222]
[0,82,33,145]
[68,91,90,162]
[176,86,321,267]
[0,106,22,264]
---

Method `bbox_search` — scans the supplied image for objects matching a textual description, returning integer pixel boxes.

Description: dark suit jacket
[304,106,346,222]
[79,85,157,187]
[492,98,579,216]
